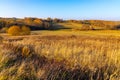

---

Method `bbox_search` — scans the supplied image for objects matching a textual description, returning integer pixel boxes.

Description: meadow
[0,30,120,80]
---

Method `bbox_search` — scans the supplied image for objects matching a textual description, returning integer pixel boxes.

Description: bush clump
[0,27,9,33]
[21,26,31,35]
[7,26,31,36]
[7,26,21,36]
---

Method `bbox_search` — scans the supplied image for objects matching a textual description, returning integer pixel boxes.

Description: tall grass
[0,35,120,80]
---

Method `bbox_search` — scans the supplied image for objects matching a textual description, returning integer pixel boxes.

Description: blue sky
[0,0,120,20]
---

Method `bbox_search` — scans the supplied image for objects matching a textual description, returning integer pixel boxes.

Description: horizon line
[0,16,120,21]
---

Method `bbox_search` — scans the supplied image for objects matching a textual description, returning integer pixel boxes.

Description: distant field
[32,30,120,37]
[52,21,116,30]
[54,22,83,29]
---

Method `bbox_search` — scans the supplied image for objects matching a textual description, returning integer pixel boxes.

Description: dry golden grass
[0,30,120,80]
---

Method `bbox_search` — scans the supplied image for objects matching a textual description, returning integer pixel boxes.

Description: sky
[0,0,120,20]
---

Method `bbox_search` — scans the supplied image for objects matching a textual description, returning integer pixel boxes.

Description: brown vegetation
[7,26,31,36]
[0,17,120,31]
[7,26,21,36]
[0,35,120,80]
[21,26,31,35]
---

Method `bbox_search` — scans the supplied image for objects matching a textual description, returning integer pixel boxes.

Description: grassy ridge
[0,30,120,80]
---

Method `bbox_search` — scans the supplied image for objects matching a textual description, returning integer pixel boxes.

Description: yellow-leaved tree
[7,26,31,36]
[21,26,31,35]
[7,26,21,36]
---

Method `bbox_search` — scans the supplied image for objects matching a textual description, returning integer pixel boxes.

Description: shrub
[0,36,3,43]
[7,26,21,36]
[7,26,31,36]
[21,26,31,35]
[44,22,51,29]
[81,24,94,30]
[22,46,31,57]
[0,27,8,33]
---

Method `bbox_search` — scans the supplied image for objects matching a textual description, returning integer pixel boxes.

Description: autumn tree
[7,25,31,36]
[33,19,43,27]
[7,26,21,36]
[47,17,52,22]
[21,26,31,35]
[0,20,6,28]
[44,22,51,29]
[24,17,33,25]
[53,18,63,23]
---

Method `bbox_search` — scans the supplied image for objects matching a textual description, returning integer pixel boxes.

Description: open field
[52,22,83,30]
[0,30,120,80]
[33,30,120,36]
[1,0,120,79]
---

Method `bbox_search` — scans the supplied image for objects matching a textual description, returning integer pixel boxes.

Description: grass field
[52,21,114,30]
[33,30,120,37]
[0,30,120,80]
[55,22,83,29]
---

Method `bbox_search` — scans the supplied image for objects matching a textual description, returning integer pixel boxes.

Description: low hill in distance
[0,17,120,32]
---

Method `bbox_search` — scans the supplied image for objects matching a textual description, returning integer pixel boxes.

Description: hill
[0,17,120,32]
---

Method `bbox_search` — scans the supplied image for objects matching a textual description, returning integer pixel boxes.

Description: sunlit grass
[57,22,83,29]
[0,30,120,80]
[32,30,120,37]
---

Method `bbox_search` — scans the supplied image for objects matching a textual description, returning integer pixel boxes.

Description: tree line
[0,17,120,32]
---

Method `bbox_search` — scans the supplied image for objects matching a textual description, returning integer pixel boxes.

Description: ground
[0,30,120,80]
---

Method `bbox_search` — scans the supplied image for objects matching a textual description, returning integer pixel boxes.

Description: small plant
[0,36,3,43]
[0,27,8,33]
[22,46,31,57]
